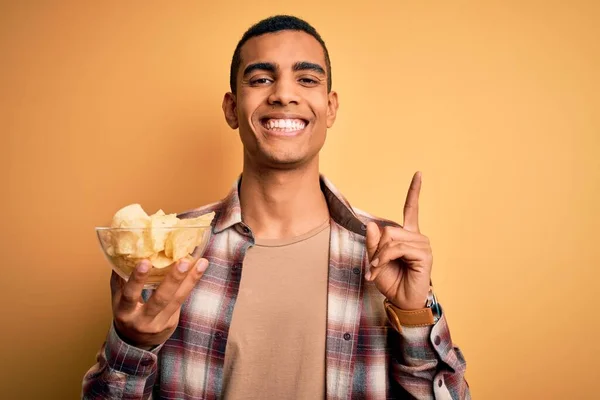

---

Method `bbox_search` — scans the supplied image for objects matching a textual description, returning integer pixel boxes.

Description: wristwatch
[384,286,441,333]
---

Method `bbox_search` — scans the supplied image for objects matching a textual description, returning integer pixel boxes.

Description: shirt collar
[213,175,367,236]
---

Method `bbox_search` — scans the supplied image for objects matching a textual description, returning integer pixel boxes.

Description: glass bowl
[96,226,212,288]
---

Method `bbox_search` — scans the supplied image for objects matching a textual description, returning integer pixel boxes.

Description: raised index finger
[403,171,422,232]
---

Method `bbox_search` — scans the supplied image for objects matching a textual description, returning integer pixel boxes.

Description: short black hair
[229,15,332,94]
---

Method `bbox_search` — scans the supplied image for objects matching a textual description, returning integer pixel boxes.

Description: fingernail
[371,258,379,267]
[365,271,371,281]
[196,259,209,273]
[177,260,190,273]
[137,261,149,273]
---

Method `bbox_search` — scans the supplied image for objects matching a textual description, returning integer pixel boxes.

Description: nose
[267,78,300,106]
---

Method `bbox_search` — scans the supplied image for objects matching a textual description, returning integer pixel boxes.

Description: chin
[249,147,317,170]
[264,154,307,168]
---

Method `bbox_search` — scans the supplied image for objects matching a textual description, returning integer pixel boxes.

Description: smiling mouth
[260,118,308,134]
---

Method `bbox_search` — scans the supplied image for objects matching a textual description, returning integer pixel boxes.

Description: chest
[157,224,391,399]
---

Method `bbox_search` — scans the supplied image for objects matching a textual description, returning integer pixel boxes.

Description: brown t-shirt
[222,220,330,400]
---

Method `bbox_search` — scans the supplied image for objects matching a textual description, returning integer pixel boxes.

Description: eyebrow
[243,62,276,76]
[293,61,326,75]
[242,61,326,77]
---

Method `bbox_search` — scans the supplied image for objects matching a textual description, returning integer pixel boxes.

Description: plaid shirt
[83,176,469,399]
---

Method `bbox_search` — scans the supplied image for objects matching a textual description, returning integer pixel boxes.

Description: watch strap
[384,298,435,333]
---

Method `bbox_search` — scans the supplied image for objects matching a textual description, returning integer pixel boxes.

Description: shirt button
[360,224,367,231]
[215,332,223,339]
[438,378,443,387]
[352,267,360,275]
[232,263,241,271]
[434,335,441,345]
[343,332,351,341]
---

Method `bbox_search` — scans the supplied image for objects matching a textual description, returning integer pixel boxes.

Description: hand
[365,172,432,310]
[110,258,209,349]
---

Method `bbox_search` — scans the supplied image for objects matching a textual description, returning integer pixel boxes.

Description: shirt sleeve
[389,306,471,399]
[81,323,163,400]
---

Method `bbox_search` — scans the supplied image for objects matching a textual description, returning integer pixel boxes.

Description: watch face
[427,288,441,322]
[426,288,435,307]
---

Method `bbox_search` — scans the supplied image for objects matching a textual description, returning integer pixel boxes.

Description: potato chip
[178,212,216,227]
[164,212,215,260]
[150,251,173,269]
[103,231,116,256]
[114,231,151,257]
[152,209,166,217]
[109,204,152,257]
[109,255,138,276]
[165,227,197,260]
[149,211,178,252]
[111,203,150,228]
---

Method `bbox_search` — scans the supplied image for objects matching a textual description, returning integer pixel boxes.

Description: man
[83,15,469,400]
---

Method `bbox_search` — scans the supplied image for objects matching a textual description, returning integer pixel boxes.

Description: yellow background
[2,1,598,398]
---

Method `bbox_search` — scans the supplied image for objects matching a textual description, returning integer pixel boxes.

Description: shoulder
[352,206,402,230]
[176,200,224,220]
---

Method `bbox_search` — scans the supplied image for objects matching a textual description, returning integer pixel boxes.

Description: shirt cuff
[104,322,164,377]
[397,307,459,370]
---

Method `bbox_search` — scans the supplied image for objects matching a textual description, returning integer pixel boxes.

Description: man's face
[223,30,338,169]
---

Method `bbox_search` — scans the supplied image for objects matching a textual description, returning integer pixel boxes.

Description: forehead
[240,30,326,69]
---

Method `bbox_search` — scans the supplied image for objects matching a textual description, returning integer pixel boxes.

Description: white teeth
[263,118,306,131]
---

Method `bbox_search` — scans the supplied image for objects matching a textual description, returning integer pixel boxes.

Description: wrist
[114,323,158,351]
[384,299,435,332]
[384,287,441,332]
[387,291,429,311]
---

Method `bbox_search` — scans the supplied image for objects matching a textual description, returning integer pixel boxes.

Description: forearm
[82,323,162,400]
[390,309,470,399]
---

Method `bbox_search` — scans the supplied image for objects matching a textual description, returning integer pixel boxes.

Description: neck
[239,158,329,240]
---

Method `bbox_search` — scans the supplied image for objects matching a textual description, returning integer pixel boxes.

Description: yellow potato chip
[178,212,216,227]
[109,204,152,257]
[165,227,197,260]
[111,204,150,228]
[112,230,153,257]
[150,251,173,269]
[109,255,138,276]
[164,213,214,260]
[102,231,116,256]
[106,245,115,257]
[149,211,178,252]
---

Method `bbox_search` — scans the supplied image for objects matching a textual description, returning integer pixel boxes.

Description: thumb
[365,222,381,261]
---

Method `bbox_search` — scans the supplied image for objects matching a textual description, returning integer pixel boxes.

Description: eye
[250,77,273,86]
[299,77,319,86]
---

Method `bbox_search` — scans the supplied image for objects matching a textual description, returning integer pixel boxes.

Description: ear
[326,90,339,128]
[222,92,238,129]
